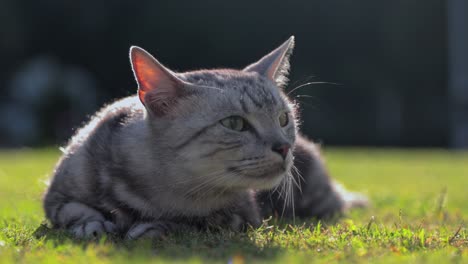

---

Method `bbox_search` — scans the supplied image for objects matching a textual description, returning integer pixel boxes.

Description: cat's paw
[125,222,168,240]
[227,212,260,231]
[209,211,260,232]
[69,220,116,239]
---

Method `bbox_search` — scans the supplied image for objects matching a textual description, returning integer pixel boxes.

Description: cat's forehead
[181,69,263,88]
[185,69,281,96]
[179,69,287,115]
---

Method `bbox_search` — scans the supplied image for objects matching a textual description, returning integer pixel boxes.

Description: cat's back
[49,96,145,197]
[64,96,145,155]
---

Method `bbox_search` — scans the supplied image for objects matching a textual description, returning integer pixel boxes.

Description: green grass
[0,148,467,263]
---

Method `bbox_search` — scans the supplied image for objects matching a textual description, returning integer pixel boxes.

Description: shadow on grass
[33,221,288,262]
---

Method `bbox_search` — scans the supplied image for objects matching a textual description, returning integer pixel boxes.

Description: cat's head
[129,37,297,191]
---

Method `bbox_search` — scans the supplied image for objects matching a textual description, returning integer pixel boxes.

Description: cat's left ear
[244,36,295,88]
[130,46,187,116]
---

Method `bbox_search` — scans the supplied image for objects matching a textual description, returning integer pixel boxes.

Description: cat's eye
[279,112,289,127]
[220,116,247,131]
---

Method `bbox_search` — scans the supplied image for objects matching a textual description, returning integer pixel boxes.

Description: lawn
[0,148,467,263]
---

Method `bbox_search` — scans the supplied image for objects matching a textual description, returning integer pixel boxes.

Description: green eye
[279,112,289,127]
[220,116,247,131]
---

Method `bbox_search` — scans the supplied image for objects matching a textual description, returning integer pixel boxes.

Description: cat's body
[44,37,367,239]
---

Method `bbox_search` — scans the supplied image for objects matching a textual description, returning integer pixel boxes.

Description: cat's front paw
[231,213,252,231]
[209,211,260,232]
[69,220,116,239]
[125,222,169,240]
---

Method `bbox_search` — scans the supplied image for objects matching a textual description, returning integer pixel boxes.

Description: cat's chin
[256,173,286,190]
[244,169,288,190]
[242,160,292,187]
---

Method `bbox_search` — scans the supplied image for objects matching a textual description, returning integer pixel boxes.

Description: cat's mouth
[227,162,291,182]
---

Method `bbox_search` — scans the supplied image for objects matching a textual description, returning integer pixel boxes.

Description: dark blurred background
[1,0,467,148]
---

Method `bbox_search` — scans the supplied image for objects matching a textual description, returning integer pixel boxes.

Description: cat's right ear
[243,36,295,89]
[129,46,185,116]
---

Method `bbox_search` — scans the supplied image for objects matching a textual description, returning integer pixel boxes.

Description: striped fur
[43,37,367,239]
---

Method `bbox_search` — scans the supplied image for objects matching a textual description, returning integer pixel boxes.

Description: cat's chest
[151,190,243,217]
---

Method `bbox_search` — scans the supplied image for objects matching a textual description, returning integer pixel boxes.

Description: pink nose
[272,143,290,159]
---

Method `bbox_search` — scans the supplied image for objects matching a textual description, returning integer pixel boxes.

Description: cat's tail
[333,181,370,211]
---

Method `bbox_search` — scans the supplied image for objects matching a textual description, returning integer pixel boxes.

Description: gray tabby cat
[43,36,367,239]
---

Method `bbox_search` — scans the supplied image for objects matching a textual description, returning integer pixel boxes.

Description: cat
[43,36,367,239]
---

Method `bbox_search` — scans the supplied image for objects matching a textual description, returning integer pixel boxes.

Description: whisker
[289,171,296,224]
[294,95,315,99]
[280,174,290,218]
[130,168,226,193]
[286,81,338,96]
[291,165,304,193]
[183,169,227,198]
[211,170,244,202]
[289,75,317,89]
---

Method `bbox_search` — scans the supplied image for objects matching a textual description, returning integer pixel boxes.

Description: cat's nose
[272,143,291,160]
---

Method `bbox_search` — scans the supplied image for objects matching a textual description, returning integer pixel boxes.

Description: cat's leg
[56,202,116,238]
[227,193,262,231]
[44,193,116,238]
[206,208,261,232]
[125,215,258,240]
[125,221,185,240]
[213,211,261,231]
[125,202,262,240]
